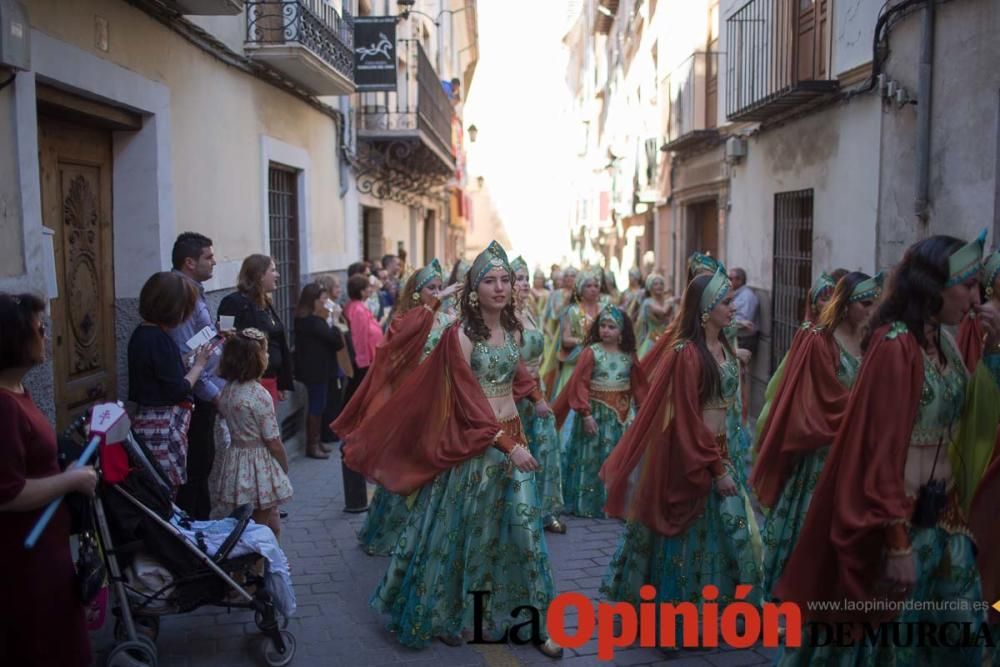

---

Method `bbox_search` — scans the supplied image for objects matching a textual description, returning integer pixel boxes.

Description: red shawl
[552,346,649,429]
[331,302,439,439]
[774,325,923,625]
[957,314,984,372]
[599,343,724,537]
[751,329,851,509]
[342,324,520,495]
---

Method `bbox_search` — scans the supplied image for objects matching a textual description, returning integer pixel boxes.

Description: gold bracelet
[886,546,913,557]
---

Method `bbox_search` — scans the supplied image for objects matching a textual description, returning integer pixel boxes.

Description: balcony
[167,0,243,14]
[245,0,355,96]
[661,52,721,153]
[354,39,457,202]
[725,0,838,122]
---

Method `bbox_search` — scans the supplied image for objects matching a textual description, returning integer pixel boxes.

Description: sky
[463,0,577,270]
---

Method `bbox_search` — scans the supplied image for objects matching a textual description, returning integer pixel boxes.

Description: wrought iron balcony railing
[245,0,355,96]
[356,39,456,171]
[661,51,721,153]
[725,0,837,122]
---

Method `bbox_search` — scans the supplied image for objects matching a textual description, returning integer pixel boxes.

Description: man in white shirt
[728,267,760,355]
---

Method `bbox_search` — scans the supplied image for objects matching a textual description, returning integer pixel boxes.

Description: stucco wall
[23,0,350,290]
[876,0,1000,267]
[726,96,881,294]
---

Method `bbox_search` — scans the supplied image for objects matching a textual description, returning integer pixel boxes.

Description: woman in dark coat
[294,282,345,460]
[218,254,294,405]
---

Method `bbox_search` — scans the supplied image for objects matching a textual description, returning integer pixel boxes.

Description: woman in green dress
[512,256,566,534]
[551,269,603,401]
[751,271,879,598]
[342,260,459,556]
[776,233,1000,666]
[343,242,562,658]
[600,267,763,646]
[636,274,676,358]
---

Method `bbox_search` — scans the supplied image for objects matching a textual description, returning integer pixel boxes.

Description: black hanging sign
[353,16,398,92]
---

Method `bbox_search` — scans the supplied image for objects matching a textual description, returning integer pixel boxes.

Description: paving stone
[89,450,766,666]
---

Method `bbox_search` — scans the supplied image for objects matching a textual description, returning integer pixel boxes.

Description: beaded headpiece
[470,241,511,290]
[414,258,443,292]
[810,272,837,306]
[574,268,600,298]
[946,229,986,287]
[688,251,721,277]
[644,274,665,292]
[600,303,625,329]
[980,249,1000,296]
[699,266,731,315]
[849,272,884,303]
[510,256,528,275]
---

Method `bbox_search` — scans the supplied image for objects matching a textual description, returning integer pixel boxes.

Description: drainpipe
[914,0,934,223]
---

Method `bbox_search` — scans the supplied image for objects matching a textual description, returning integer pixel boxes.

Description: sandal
[438,634,463,647]
[544,519,567,534]
[537,638,563,658]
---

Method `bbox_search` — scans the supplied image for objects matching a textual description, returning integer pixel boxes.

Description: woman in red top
[0,292,97,666]
[342,273,385,398]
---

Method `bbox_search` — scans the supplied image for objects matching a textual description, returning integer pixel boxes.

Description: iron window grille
[771,188,814,373]
[268,164,300,341]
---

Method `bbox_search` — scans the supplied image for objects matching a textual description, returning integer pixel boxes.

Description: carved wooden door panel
[38,116,116,430]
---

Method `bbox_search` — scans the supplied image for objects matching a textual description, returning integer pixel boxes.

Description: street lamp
[467,124,478,142]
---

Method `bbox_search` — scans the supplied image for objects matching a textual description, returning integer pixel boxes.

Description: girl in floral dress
[211,329,293,538]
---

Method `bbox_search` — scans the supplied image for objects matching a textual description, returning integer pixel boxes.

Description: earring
[700,312,710,327]
[411,292,420,302]
[469,292,479,307]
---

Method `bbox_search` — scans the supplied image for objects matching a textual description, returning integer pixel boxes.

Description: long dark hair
[667,274,735,404]
[295,282,326,319]
[584,310,637,354]
[863,235,964,351]
[461,268,523,342]
[815,271,871,332]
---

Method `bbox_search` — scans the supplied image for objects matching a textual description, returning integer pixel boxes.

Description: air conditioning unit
[0,0,29,71]
[725,136,747,163]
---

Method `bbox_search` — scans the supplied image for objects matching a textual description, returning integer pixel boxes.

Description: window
[268,164,300,339]
[771,189,814,372]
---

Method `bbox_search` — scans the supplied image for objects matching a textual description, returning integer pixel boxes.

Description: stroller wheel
[262,629,296,667]
[255,608,289,631]
[114,616,161,643]
[107,639,158,667]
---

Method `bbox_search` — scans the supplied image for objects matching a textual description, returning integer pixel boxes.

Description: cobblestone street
[95,451,777,667]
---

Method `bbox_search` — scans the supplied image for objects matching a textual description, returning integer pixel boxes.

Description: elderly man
[728,267,760,355]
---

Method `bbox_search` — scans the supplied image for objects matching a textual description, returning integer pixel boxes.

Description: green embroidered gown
[371,328,556,646]
[779,323,1000,666]
[561,344,636,518]
[516,319,564,523]
[601,343,763,630]
[357,309,456,556]
[760,332,860,597]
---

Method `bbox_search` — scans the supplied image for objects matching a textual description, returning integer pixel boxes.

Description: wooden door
[797,0,830,81]
[38,115,116,430]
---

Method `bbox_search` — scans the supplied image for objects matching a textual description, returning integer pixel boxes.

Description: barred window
[771,189,814,372]
[268,163,300,340]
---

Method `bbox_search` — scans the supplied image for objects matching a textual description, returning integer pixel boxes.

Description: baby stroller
[59,408,296,667]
